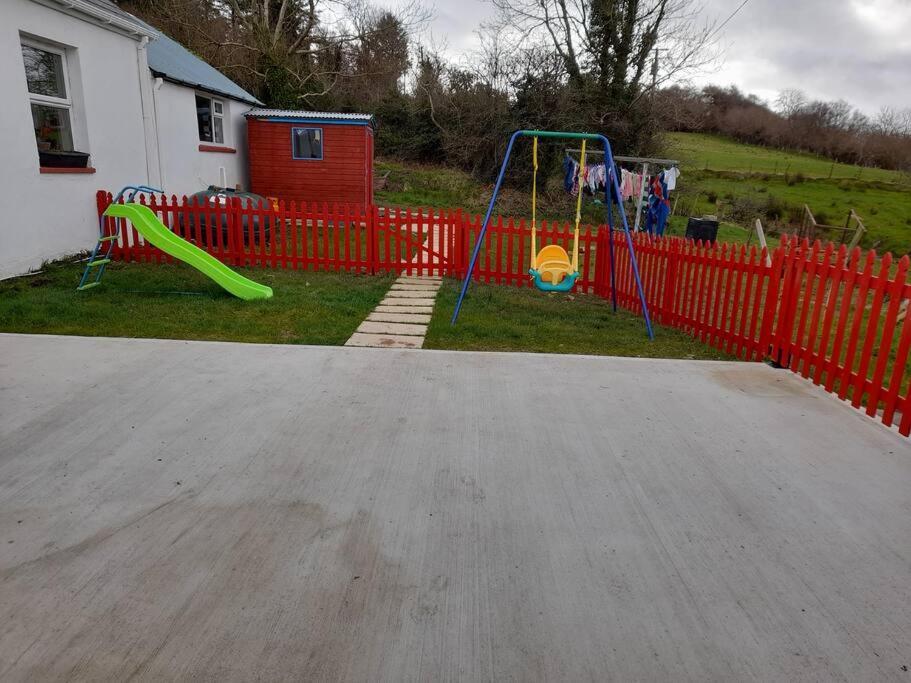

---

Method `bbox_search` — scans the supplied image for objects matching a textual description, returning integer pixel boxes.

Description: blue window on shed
[291,127,323,160]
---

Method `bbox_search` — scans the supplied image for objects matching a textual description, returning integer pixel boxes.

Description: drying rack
[566,150,679,232]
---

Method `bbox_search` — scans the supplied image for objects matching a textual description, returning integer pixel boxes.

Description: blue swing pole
[604,161,618,312]
[451,130,654,341]
[451,130,521,324]
[598,133,654,339]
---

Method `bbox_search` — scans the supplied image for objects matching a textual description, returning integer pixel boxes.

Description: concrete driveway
[0,334,909,681]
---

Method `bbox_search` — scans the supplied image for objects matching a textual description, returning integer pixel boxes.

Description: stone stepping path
[345,274,442,349]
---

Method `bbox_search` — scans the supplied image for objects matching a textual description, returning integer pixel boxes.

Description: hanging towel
[632,172,643,198]
[620,169,634,200]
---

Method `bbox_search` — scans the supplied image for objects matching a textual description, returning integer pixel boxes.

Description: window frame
[22,38,71,108]
[22,38,76,155]
[291,126,324,161]
[196,93,226,145]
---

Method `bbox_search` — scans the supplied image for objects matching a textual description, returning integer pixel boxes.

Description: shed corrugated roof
[138,20,262,105]
[245,109,374,123]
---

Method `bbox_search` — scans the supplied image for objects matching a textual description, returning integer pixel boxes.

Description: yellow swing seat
[527,136,585,293]
[533,244,573,284]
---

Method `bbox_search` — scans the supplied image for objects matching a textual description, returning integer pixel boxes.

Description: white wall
[151,80,251,197]
[0,0,152,279]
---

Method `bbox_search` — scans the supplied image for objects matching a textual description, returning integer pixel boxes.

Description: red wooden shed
[245,109,375,207]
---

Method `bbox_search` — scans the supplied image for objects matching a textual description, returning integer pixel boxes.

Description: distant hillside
[662,133,911,255]
[665,133,909,185]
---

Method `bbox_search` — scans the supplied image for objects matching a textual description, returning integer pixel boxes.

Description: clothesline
[561,150,681,235]
[564,149,680,167]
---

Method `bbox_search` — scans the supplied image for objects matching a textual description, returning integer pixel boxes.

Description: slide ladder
[77,185,160,291]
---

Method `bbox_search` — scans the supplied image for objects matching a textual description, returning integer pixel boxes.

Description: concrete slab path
[1,334,910,681]
[346,274,442,349]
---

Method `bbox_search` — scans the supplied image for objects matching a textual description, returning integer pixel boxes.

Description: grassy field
[665,132,909,184]
[0,260,392,345]
[425,279,732,360]
[662,133,911,254]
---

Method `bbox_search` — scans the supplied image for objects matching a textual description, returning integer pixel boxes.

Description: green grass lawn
[425,278,733,360]
[1,259,731,361]
[0,260,392,345]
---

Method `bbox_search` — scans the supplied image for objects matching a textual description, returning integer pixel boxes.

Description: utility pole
[651,47,659,92]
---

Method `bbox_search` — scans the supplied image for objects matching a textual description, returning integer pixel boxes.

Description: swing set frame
[450,129,654,340]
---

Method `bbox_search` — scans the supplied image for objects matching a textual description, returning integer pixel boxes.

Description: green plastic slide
[105,203,273,300]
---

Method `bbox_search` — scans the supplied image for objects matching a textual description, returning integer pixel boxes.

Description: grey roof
[245,109,374,123]
[46,1,257,104]
[49,0,157,37]
[145,29,262,105]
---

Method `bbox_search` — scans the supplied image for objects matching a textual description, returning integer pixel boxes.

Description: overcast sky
[399,0,911,114]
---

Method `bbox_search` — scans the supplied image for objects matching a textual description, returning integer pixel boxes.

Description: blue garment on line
[645,201,671,236]
[562,157,576,192]
[644,171,671,236]
[607,168,622,204]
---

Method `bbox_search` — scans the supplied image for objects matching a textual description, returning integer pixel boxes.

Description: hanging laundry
[620,169,634,200]
[664,166,681,191]
[594,164,606,192]
[644,171,671,236]
[562,156,578,193]
[607,168,623,204]
[632,172,644,199]
[587,163,602,194]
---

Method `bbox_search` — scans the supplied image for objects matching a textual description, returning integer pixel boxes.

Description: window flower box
[39,150,90,168]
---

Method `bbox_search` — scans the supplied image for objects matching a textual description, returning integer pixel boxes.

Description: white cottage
[0,0,262,278]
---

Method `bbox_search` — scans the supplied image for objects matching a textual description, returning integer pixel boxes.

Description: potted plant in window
[36,120,90,168]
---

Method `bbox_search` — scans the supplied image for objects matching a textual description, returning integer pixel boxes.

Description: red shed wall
[247,118,373,206]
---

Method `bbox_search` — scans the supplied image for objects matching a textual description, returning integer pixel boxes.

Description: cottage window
[291,127,322,160]
[197,95,225,144]
[21,41,74,153]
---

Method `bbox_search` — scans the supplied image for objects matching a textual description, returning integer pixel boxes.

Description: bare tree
[774,88,807,119]
[875,106,911,137]
[123,0,428,105]
[487,0,717,106]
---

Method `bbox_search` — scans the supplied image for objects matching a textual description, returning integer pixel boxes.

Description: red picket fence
[95,191,604,286]
[97,190,911,436]
[97,191,463,278]
[593,232,781,361]
[594,230,911,435]
[770,239,911,435]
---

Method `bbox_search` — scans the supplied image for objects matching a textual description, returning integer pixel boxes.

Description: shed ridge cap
[246,108,374,121]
